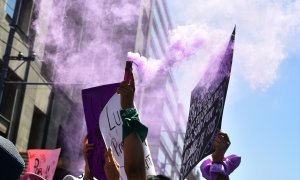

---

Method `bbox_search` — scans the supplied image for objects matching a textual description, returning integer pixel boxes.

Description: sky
[167,0,300,179]
[6,0,16,17]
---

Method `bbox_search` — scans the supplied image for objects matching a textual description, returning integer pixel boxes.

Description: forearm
[121,108,147,180]
[212,149,225,163]
[124,132,146,180]
[83,166,93,180]
[118,76,147,180]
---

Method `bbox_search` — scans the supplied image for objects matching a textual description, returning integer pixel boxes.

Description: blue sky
[167,0,300,179]
[5,0,16,17]
[222,50,300,179]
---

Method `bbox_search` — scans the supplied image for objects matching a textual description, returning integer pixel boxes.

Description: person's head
[20,172,46,180]
[147,175,171,180]
[216,174,230,180]
[63,174,83,180]
[0,136,25,180]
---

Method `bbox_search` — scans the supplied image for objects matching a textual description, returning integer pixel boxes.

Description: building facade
[137,0,183,178]
[136,0,200,179]
[0,0,63,151]
[0,0,74,177]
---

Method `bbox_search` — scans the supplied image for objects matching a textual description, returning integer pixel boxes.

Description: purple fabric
[82,83,120,180]
[200,155,241,180]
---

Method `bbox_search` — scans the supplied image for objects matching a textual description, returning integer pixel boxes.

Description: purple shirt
[200,155,241,180]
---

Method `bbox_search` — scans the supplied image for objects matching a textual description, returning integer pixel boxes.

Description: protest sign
[82,83,156,180]
[180,27,236,179]
[26,148,61,180]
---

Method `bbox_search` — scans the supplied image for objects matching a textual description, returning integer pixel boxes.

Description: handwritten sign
[26,148,61,180]
[180,27,236,179]
[82,83,156,180]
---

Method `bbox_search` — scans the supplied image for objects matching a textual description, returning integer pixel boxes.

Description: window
[157,148,165,165]
[177,135,184,151]
[175,152,181,166]
[153,5,168,44]
[165,160,172,177]
[0,70,21,121]
[28,107,47,149]
[142,9,149,37]
[0,115,9,136]
[150,28,163,58]
[6,0,16,17]
[160,130,174,154]
[18,0,34,35]
[163,104,176,131]
[165,81,178,107]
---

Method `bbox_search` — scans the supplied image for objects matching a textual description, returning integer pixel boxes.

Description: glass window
[157,148,165,164]
[177,135,184,151]
[152,20,166,56]
[165,160,172,176]
[6,0,16,17]
[156,0,169,30]
[160,130,174,154]
[148,38,160,59]
[163,104,176,131]
[150,27,163,58]
[175,152,181,166]
[153,6,168,45]
[18,0,34,34]
[165,81,178,109]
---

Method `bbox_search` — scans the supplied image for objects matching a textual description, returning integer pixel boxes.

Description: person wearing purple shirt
[200,132,241,180]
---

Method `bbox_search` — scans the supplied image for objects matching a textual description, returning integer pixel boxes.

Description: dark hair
[147,175,172,180]
[216,174,230,180]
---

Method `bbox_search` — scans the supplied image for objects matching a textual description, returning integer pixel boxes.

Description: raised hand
[212,132,231,163]
[117,71,135,109]
[83,135,94,180]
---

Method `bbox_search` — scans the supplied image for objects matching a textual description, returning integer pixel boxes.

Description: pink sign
[26,148,61,180]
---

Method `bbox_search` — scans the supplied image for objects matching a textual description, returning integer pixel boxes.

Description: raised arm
[104,148,121,180]
[117,72,147,180]
[212,132,231,163]
[83,135,94,180]
[200,132,241,180]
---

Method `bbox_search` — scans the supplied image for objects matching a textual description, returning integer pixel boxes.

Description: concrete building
[136,1,200,179]
[134,0,200,179]
[0,0,56,150]
[0,0,74,176]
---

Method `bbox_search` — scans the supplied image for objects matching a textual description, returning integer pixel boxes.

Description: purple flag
[180,27,236,179]
[82,83,120,180]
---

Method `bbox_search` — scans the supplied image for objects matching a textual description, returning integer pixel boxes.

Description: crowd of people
[0,71,240,180]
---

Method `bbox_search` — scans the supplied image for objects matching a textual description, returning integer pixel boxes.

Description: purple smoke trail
[33,0,142,175]
[127,25,205,85]
[36,0,141,88]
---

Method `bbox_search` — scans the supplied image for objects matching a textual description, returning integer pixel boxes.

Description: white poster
[99,93,156,179]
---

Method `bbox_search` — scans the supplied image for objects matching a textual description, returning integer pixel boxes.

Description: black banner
[180,27,236,179]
